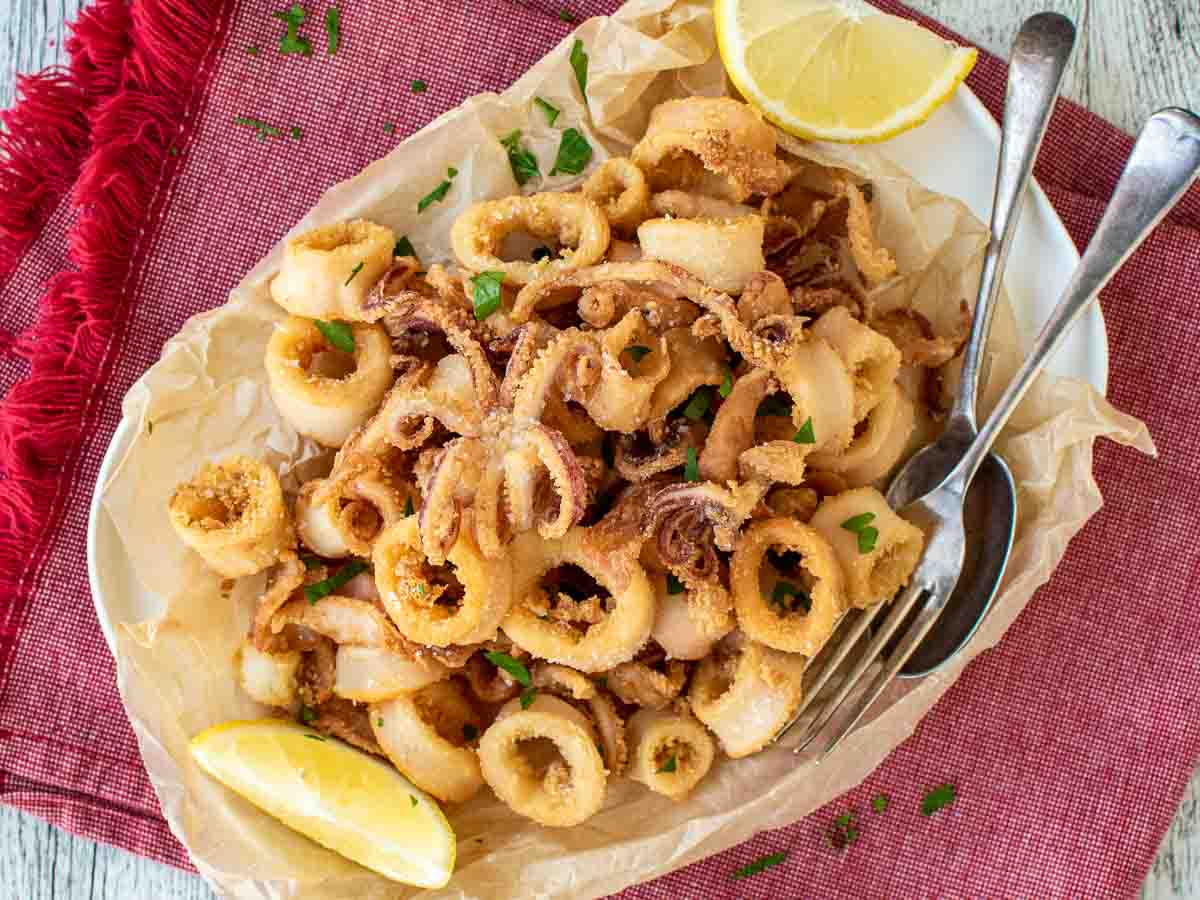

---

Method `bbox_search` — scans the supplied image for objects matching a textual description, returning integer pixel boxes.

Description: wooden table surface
[1,0,1197,897]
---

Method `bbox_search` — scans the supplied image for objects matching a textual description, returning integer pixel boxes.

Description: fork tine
[814,579,951,760]
[778,604,887,744]
[790,579,931,754]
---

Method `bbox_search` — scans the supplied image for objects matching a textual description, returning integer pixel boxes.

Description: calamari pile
[168,97,963,828]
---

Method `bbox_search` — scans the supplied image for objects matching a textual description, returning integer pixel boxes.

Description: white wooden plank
[0,0,87,109]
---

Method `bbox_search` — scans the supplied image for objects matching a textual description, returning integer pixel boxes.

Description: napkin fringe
[0,0,226,657]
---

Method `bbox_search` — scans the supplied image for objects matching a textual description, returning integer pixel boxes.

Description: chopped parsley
[314,319,355,352]
[626,344,652,363]
[485,650,532,686]
[300,704,316,724]
[681,389,711,421]
[462,723,479,742]
[167,147,179,158]
[770,580,810,612]
[826,811,859,849]
[344,261,364,285]
[304,559,369,603]
[793,417,816,444]
[233,115,283,141]
[403,496,415,517]
[272,4,312,56]
[665,573,685,595]
[569,38,588,94]
[731,851,787,880]
[247,45,260,56]
[410,795,418,807]
[921,783,956,816]
[470,270,505,321]
[289,125,302,140]
[520,685,538,709]
[301,555,323,570]
[684,446,700,482]
[840,512,879,554]
[377,717,384,727]
[559,8,575,22]
[324,7,340,54]
[394,236,416,258]
[656,753,677,774]
[757,394,792,417]
[383,122,395,134]
[872,793,889,814]
[531,245,553,261]
[719,371,733,398]
[534,96,561,126]
[303,733,326,742]
[500,129,539,186]
[411,79,427,93]
[549,127,592,176]
[417,168,458,212]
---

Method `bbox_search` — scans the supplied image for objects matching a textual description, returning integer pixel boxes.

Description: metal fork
[787,106,1200,760]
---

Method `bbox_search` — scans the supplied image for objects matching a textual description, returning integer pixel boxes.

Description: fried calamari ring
[738,439,813,486]
[502,527,654,672]
[265,317,394,447]
[582,157,651,235]
[531,662,597,700]
[371,679,484,803]
[269,220,395,320]
[373,515,513,647]
[270,594,407,650]
[650,573,733,660]
[637,216,765,295]
[450,192,610,285]
[589,311,672,432]
[168,456,294,578]
[650,190,756,220]
[333,644,450,702]
[374,354,488,439]
[631,97,791,201]
[577,281,699,330]
[606,657,687,710]
[614,420,706,482]
[479,693,607,826]
[810,307,902,421]
[736,271,792,327]
[731,517,844,656]
[808,383,916,487]
[699,368,773,484]
[774,336,856,454]
[688,633,806,758]
[809,487,925,608]
[295,464,413,558]
[251,552,305,651]
[417,437,485,564]
[626,706,715,800]
[236,639,301,709]
[765,486,820,523]
[645,326,727,432]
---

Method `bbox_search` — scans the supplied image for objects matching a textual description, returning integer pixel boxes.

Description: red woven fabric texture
[0,1,1197,896]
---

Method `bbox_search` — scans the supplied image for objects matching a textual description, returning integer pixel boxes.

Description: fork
[787,106,1200,760]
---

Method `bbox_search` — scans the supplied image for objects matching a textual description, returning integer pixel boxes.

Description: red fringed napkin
[1,0,1197,895]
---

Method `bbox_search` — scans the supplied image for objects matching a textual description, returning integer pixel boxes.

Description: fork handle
[950,12,1076,430]
[957,107,1200,487]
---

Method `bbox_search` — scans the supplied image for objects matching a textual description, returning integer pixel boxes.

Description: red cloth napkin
[1,0,1197,895]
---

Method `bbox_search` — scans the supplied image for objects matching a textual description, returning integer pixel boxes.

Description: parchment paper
[99,2,1154,897]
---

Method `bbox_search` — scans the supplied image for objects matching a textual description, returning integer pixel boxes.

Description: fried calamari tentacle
[650,190,756,220]
[496,320,559,408]
[577,281,700,331]
[698,368,774,484]
[644,480,764,582]
[373,514,513,647]
[479,693,607,827]
[731,517,844,656]
[374,354,488,439]
[582,157,652,235]
[502,527,655,672]
[809,487,925,609]
[584,475,674,556]
[269,220,395,320]
[811,307,902,421]
[417,437,485,564]
[645,326,728,436]
[869,306,969,368]
[631,97,791,201]
[587,690,628,775]
[605,655,687,710]
[501,424,591,539]
[333,644,450,702]
[252,551,306,651]
[764,486,820,523]
[463,649,523,704]
[614,419,707,482]
[309,696,384,757]
[840,179,897,285]
[265,317,394,447]
[688,632,806,758]
[371,680,484,803]
[237,639,301,709]
[531,662,597,701]
[637,216,765,294]
[626,705,715,800]
[168,456,295,578]
[737,439,813,486]
[808,383,916,487]
[451,192,611,285]
[736,271,792,327]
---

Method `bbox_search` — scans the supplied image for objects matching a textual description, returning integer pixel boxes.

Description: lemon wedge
[189,719,455,887]
[714,0,978,143]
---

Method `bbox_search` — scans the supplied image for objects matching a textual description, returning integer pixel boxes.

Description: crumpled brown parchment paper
[97,1,1154,897]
